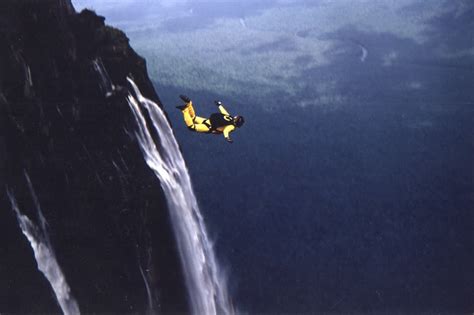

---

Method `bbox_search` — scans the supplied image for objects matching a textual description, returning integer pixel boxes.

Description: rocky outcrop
[0,0,189,313]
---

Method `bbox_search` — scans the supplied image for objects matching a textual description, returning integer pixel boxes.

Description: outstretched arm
[215,100,231,115]
[218,104,230,116]
[223,125,236,143]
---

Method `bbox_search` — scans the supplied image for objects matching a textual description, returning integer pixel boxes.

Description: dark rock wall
[0,0,189,313]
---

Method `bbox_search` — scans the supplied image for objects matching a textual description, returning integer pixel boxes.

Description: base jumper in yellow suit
[176,95,245,143]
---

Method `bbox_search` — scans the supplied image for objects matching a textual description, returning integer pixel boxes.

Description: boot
[179,94,191,103]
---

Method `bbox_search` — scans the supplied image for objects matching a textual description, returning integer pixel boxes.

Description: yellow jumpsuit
[180,101,236,140]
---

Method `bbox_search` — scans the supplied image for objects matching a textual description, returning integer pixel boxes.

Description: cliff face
[0,0,189,313]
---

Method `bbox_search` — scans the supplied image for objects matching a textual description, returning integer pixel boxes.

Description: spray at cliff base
[126,78,233,315]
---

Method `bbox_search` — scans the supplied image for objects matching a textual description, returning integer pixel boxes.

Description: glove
[214,100,222,106]
[225,137,233,143]
[179,94,191,103]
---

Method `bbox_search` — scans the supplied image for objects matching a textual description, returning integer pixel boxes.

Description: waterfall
[92,58,115,97]
[126,78,233,315]
[7,173,80,315]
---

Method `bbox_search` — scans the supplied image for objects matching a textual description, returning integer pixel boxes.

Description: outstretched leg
[179,102,211,133]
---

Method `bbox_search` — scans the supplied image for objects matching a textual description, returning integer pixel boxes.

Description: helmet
[234,115,245,127]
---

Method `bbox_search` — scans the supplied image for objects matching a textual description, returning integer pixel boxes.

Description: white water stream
[127,78,233,315]
[8,173,80,315]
